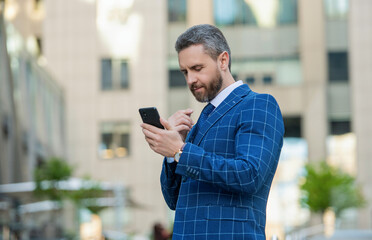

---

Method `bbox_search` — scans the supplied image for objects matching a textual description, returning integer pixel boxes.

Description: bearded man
[141,24,284,240]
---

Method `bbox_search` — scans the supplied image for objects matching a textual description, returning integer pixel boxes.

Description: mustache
[190,83,203,90]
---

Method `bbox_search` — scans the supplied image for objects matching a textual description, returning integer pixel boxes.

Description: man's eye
[195,67,202,71]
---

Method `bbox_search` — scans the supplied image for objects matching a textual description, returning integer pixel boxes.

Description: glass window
[330,120,350,135]
[101,59,129,90]
[283,116,302,138]
[214,0,297,27]
[233,57,301,86]
[263,75,273,84]
[101,59,112,90]
[214,0,256,26]
[245,76,255,85]
[169,69,186,88]
[324,0,348,20]
[328,52,349,82]
[278,0,298,24]
[99,122,130,159]
[120,61,129,89]
[168,0,187,23]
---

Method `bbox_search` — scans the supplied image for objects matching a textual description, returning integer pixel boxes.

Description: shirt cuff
[166,157,175,163]
[166,143,187,163]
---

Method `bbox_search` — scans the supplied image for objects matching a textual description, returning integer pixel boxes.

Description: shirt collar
[210,80,243,108]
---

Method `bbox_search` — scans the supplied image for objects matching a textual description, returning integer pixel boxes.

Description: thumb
[160,117,172,130]
[185,108,194,116]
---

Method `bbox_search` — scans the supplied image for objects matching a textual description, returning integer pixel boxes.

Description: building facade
[0,3,65,185]
[2,0,371,237]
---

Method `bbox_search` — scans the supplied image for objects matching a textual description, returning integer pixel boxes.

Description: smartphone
[139,107,164,129]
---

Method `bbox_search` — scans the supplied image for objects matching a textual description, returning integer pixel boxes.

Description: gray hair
[175,24,232,71]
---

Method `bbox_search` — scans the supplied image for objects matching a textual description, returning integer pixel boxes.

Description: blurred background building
[1,0,371,239]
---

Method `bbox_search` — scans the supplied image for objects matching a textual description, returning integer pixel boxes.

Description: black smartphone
[139,107,164,129]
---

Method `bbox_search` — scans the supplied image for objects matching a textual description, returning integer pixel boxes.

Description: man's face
[178,44,223,102]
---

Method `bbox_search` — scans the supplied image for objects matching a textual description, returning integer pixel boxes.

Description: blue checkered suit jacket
[161,84,284,239]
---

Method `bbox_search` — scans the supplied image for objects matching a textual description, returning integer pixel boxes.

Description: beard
[190,69,223,103]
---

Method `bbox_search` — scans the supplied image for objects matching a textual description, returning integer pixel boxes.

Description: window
[245,76,255,85]
[120,61,129,88]
[240,73,274,85]
[2,115,9,139]
[328,52,349,82]
[232,74,238,81]
[324,0,348,20]
[101,59,129,90]
[99,122,130,159]
[278,0,298,24]
[214,0,297,27]
[22,131,29,153]
[169,69,186,87]
[283,116,302,138]
[263,75,273,84]
[214,0,256,26]
[101,59,112,90]
[168,0,187,22]
[330,120,350,135]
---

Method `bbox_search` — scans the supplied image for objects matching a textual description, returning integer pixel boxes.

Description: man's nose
[186,72,197,85]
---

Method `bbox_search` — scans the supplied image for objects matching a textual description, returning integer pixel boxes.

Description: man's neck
[210,80,243,108]
[218,73,236,95]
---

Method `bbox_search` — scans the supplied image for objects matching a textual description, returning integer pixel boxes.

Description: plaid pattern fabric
[188,103,215,143]
[161,84,284,240]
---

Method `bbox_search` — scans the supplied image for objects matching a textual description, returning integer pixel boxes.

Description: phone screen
[139,107,164,129]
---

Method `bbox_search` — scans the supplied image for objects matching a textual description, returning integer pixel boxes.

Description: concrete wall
[349,0,372,229]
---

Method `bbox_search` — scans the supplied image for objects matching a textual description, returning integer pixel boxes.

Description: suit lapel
[185,124,197,143]
[193,84,251,146]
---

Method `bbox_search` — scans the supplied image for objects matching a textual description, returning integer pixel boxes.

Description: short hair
[175,24,232,70]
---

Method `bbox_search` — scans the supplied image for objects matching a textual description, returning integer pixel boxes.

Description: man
[141,24,284,239]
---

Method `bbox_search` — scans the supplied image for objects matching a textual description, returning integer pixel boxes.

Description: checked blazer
[161,84,284,240]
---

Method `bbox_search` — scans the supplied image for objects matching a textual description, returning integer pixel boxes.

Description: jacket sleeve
[175,94,284,194]
[160,158,182,210]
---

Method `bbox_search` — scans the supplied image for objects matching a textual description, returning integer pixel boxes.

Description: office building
[1,0,371,237]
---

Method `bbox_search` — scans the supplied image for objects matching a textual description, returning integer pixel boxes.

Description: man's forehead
[178,44,205,55]
[178,45,211,67]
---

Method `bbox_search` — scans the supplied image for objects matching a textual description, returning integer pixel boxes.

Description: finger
[160,117,172,130]
[175,115,194,127]
[141,123,162,134]
[174,125,190,132]
[184,108,194,116]
[172,117,189,128]
[147,140,163,155]
[147,142,157,153]
[142,128,158,140]
[176,109,194,119]
[182,115,195,126]
[145,137,156,147]
[172,109,193,118]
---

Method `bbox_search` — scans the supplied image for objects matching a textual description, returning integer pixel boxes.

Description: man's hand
[168,109,194,141]
[141,117,184,157]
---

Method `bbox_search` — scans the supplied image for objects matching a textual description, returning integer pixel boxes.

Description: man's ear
[218,51,230,71]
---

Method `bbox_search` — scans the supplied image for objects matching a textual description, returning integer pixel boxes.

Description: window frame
[100,58,130,91]
[98,121,131,160]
